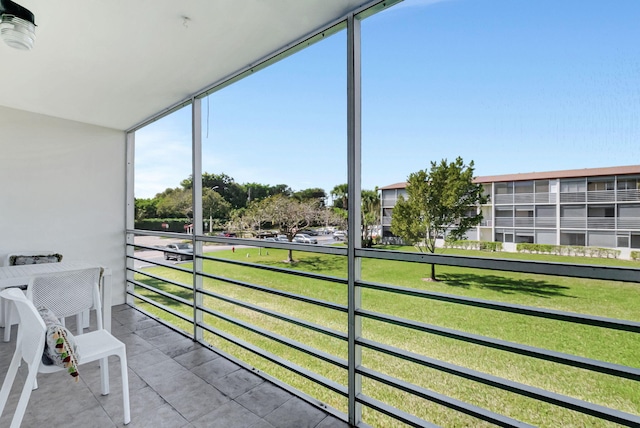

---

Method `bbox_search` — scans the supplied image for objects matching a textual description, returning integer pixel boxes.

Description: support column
[192,98,204,341]
[347,13,363,427]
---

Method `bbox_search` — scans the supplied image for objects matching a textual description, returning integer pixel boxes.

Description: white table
[0,261,112,333]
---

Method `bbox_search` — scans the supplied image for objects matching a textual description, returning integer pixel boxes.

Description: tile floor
[0,304,349,427]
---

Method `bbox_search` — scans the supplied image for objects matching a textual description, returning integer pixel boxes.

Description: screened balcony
[2,1,640,427]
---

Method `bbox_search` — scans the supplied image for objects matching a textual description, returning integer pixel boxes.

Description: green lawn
[133,246,640,427]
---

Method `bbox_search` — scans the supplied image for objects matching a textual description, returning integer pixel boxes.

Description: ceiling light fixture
[0,0,36,50]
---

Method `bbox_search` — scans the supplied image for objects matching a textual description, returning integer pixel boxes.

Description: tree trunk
[287,249,293,263]
[430,263,436,281]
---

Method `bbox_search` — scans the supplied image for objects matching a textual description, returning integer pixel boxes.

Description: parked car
[275,235,289,242]
[294,234,318,244]
[333,231,346,241]
[263,237,277,242]
[164,243,193,261]
[300,229,319,236]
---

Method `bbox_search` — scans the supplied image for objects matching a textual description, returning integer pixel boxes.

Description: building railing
[534,193,552,203]
[125,229,640,427]
[560,192,587,203]
[494,194,514,205]
[587,190,616,202]
[587,217,616,229]
[381,196,398,206]
[514,193,535,204]
[514,217,534,227]
[534,217,556,228]
[495,218,514,227]
[617,218,640,230]
[560,217,587,228]
[617,190,640,201]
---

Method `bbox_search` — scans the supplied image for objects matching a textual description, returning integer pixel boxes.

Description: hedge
[515,243,621,259]
[444,240,503,252]
[632,251,640,261]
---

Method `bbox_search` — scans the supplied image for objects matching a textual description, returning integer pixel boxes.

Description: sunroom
[1,0,639,427]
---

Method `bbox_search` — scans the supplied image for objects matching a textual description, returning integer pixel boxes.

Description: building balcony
[0,304,345,427]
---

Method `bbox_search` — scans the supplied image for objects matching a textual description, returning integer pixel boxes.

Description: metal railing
[125,229,640,427]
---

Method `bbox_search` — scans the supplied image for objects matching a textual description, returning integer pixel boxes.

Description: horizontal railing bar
[358,309,640,381]
[358,338,640,426]
[196,235,348,256]
[127,255,193,273]
[128,279,193,307]
[127,291,193,324]
[197,321,348,397]
[358,281,640,333]
[128,243,162,252]
[356,248,640,283]
[199,254,348,285]
[197,305,348,370]
[357,366,534,428]
[355,394,439,428]
[198,287,348,341]
[198,270,348,313]
[129,269,193,291]
[128,229,194,240]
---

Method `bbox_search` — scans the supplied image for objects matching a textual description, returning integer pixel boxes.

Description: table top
[0,261,105,288]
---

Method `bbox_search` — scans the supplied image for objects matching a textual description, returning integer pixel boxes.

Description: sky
[134,0,640,200]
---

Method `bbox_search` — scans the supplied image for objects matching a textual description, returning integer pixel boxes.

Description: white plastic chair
[2,251,63,342]
[0,272,131,426]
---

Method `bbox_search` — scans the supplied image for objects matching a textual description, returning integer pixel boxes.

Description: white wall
[0,106,126,305]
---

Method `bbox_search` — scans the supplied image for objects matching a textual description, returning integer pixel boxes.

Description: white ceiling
[0,0,378,131]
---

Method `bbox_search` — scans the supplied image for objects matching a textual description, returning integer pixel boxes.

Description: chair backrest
[5,251,63,266]
[0,288,46,365]
[26,267,103,330]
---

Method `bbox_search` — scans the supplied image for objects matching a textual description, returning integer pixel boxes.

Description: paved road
[132,234,336,269]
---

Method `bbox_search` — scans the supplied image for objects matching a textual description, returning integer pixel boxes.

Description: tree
[391,157,487,280]
[361,189,380,248]
[156,187,192,219]
[202,187,232,229]
[260,195,320,262]
[331,183,348,209]
[134,197,159,221]
[293,188,327,205]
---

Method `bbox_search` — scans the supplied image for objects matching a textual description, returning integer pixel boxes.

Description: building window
[618,177,640,190]
[536,205,556,218]
[535,180,549,193]
[587,205,615,218]
[561,205,586,217]
[496,207,513,217]
[618,204,640,218]
[617,234,630,248]
[495,229,513,243]
[588,231,615,247]
[587,178,615,191]
[514,181,534,193]
[515,230,534,243]
[560,179,586,193]
[495,182,513,195]
[560,232,586,246]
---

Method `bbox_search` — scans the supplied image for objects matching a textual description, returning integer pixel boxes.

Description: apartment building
[380,165,640,250]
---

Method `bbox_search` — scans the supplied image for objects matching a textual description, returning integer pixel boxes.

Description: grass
[132,245,640,427]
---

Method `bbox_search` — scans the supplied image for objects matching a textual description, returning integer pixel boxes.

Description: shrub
[631,251,640,261]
